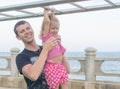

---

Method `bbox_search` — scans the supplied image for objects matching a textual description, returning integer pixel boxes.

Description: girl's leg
[55,87,59,89]
[59,85,61,89]
[60,83,68,89]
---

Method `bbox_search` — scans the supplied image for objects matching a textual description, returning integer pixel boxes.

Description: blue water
[65,51,120,58]
[0,52,10,56]
[1,51,120,58]
[0,52,120,82]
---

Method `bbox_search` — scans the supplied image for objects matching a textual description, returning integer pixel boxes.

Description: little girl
[40,7,70,89]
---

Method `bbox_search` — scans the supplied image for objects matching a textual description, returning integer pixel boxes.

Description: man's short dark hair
[14,20,30,36]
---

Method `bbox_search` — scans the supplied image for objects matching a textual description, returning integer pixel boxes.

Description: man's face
[16,23,34,44]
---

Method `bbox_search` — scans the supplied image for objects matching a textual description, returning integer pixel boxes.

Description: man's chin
[27,39,34,44]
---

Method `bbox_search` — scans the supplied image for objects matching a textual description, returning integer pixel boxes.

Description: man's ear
[16,35,21,40]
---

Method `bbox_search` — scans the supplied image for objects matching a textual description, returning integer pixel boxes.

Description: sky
[1,4,120,52]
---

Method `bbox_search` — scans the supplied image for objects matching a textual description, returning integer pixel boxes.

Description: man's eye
[20,30,25,33]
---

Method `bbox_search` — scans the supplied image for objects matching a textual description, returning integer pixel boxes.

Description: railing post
[85,47,96,89]
[10,48,20,77]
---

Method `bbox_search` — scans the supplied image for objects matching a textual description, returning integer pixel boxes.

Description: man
[14,20,57,89]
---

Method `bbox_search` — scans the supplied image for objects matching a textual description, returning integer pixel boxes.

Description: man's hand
[43,37,57,52]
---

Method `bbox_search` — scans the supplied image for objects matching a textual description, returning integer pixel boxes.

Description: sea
[0,51,120,82]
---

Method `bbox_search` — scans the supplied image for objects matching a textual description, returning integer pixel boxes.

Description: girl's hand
[49,7,55,18]
[44,6,50,10]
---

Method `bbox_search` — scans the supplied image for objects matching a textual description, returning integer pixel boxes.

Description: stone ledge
[0,76,27,89]
[0,87,22,89]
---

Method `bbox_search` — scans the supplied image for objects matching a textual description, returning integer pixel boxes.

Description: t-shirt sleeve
[16,54,30,74]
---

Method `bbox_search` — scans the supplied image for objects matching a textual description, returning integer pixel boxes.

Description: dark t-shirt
[16,46,49,89]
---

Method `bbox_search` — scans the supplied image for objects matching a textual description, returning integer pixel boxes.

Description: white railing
[0,47,120,89]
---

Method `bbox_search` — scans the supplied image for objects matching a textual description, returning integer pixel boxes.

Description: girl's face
[50,21,60,35]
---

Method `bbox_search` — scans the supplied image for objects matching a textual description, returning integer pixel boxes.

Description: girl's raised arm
[42,8,51,36]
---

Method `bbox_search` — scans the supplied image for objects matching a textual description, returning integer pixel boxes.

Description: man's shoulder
[16,49,28,58]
